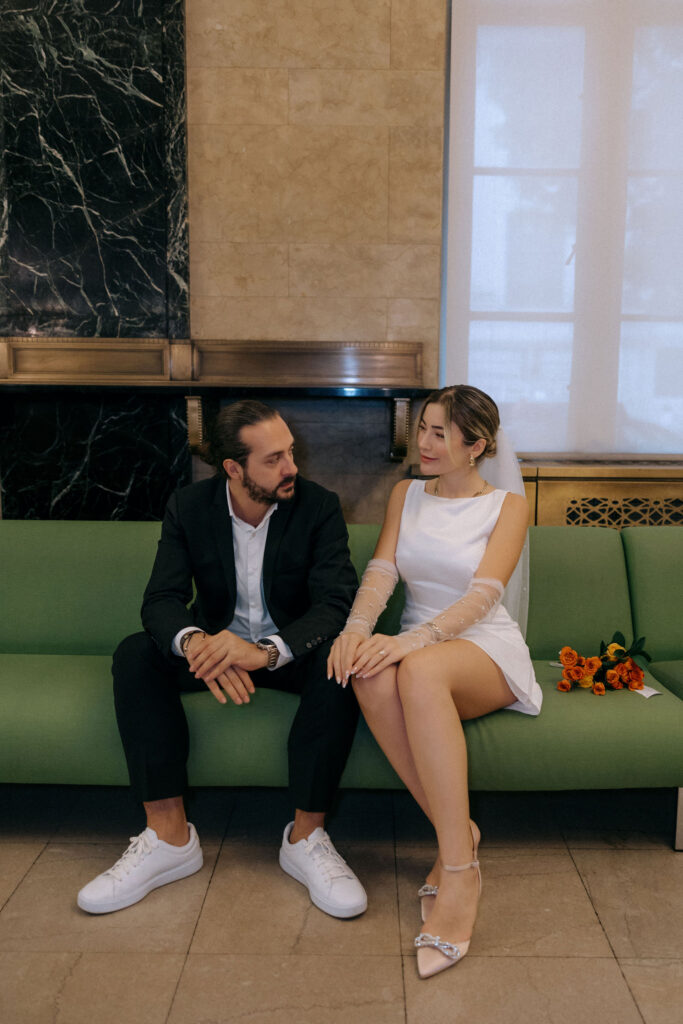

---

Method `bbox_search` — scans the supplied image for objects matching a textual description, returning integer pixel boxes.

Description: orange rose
[584,656,602,675]
[576,656,586,668]
[626,659,644,682]
[616,662,631,681]
[592,682,606,695]
[605,669,622,689]
[559,647,579,667]
[557,679,572,692]
[628,677,644,691]
[569,666,585,681]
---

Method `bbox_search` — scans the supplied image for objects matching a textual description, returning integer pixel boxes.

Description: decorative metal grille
[566,497,683,528]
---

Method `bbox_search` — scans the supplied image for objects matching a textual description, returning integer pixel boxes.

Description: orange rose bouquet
[557,631,650,695]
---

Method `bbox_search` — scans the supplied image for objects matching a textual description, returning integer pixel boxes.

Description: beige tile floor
[1,785,681,1024]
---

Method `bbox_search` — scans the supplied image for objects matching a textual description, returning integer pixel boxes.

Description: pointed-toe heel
[417,822,480,924]
[414,825,482,980]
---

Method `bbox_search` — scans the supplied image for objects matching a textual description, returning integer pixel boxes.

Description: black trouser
[112,632,359,812]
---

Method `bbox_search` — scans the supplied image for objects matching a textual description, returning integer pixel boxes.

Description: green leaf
[613,630,626,647]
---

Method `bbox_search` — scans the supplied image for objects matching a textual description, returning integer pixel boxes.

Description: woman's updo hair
[420,385,499,463]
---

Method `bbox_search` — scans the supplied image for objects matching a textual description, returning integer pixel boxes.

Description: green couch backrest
[0,519,646,660]
[526,526,634,659]
[0,520,403,654]
[621,526,683,661]
[0,521,162,654]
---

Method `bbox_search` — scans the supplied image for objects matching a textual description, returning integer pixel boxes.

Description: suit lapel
[210,479,236,593]
[263,496,295,605]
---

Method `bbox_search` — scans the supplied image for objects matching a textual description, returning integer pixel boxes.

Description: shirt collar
[225,480,278,530]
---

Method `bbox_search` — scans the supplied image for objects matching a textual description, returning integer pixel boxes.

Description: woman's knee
[352,667,398,711]
[396,649,444,702]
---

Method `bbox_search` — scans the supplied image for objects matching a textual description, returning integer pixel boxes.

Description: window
[442,0,683,452]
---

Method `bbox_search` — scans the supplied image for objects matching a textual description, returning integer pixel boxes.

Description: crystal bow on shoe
[414,933,462,961]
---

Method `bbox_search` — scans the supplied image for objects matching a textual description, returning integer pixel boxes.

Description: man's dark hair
[200,400,280,478]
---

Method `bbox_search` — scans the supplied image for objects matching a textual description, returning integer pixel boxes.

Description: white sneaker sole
[278,849,367,919]
[77,849,204,914]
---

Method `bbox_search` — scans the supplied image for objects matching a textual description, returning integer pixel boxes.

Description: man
[77,400,366,919]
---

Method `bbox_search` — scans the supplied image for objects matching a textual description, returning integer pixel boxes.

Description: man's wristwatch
[255,638,279,669]
[181,630,205,659]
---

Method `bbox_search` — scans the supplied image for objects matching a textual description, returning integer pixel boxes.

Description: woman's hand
[327,631,365,686]
[352,633,417,679]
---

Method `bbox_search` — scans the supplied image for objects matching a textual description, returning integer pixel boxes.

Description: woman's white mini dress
[395,480,542,716]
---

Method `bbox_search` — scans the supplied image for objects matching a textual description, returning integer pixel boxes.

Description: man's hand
[185,630,268,705]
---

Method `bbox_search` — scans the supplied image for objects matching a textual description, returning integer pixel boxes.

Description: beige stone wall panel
[187,69,289,125]
[387,298,439,343]
[191,296,388,341]
[186,0,391,70]
[389,127,443,243]
[188,125,389,243]
[289,244,440,298]
[388,298,439,381]
[288,70,443,127]
[188,125,286,242]
[190,243,289,297]
[390,0,448,70]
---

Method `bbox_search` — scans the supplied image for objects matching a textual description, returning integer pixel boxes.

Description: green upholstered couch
[1,520,682,846]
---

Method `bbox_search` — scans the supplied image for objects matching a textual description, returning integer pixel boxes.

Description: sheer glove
[352,576,504,678]
[342,558,399,638]
[328,558,398,684]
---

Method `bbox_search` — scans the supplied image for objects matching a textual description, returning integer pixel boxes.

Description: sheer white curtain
[442,0,683,453]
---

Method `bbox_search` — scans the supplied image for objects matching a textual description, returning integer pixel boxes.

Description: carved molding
[0,337,424,388]
[0,337,171,384]
[193,340,423,387]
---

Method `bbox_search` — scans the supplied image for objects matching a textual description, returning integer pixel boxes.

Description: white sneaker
[77,823,203,914]
[278,821,367,919]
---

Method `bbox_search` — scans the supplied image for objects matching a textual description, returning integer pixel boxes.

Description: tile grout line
[391,792,410,1023]
[565,842,647,1024]
[0,841,48,915]
[164,794,238,1024]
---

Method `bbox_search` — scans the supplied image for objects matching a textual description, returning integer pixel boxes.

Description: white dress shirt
[172,481,294,669]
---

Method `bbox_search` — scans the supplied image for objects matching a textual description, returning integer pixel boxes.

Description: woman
[328,385,542,979]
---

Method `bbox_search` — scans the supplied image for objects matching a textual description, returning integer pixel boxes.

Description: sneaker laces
[305,834,353,883]
[106,831,157,881]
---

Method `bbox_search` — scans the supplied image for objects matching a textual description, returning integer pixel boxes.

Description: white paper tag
[635,685,661,699]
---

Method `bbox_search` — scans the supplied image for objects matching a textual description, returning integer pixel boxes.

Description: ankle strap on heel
[441,858,479,873]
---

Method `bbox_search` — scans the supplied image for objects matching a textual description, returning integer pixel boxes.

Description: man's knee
[112,632,165,701]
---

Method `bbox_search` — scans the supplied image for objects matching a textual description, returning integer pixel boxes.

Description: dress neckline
[419,479,500,502]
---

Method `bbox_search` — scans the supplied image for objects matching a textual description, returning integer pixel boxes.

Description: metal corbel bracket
[390,397,411,462]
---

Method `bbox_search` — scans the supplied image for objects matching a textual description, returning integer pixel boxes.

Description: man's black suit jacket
[141,474,358,661]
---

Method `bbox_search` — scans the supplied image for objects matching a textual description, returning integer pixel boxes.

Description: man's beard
[242,468,296,505]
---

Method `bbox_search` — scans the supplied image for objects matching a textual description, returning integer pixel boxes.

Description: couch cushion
[462,660,683,791]
[621,526,683,662]
[3,654,681,791]
[648,661,683,701]
[525,527,634,660]
[0,522,161,655]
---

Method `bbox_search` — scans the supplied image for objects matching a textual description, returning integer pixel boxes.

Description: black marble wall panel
[0,390,191,519]
[0,0,188,338]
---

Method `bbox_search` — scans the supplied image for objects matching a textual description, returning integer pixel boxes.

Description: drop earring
[469,454,476,467]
